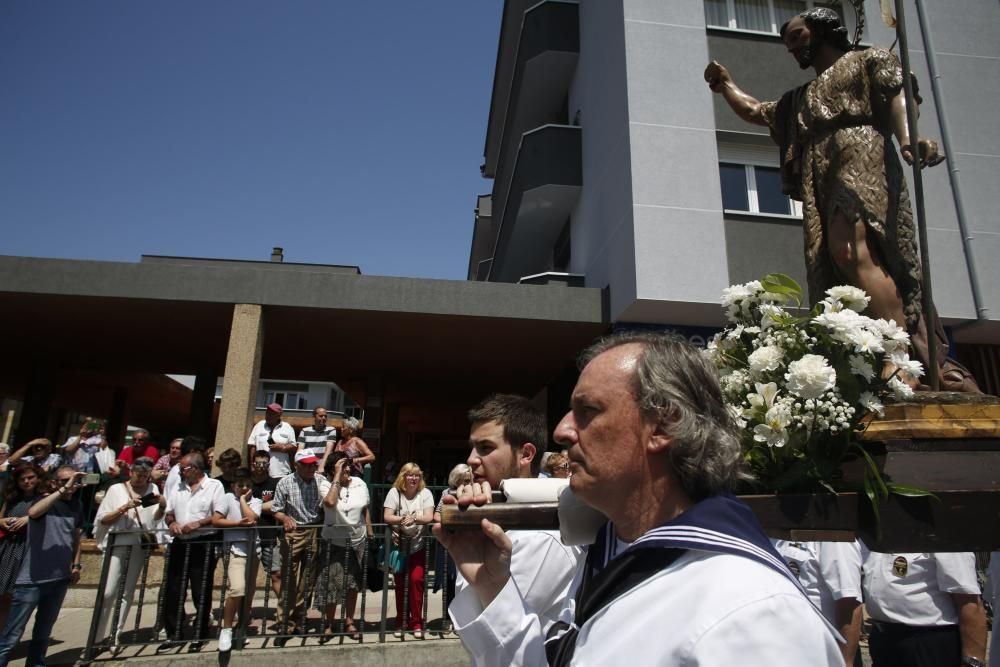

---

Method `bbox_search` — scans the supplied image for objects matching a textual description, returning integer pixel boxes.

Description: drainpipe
[913,0,988,329]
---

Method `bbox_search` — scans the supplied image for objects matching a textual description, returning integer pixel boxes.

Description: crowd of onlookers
[0,401,500,661]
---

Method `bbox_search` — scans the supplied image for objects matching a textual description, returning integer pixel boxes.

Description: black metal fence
[81,523,457,662]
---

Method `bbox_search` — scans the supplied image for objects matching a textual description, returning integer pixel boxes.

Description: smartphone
[83,473,101,486]
[139,494,160,508]
[85,421,102,432]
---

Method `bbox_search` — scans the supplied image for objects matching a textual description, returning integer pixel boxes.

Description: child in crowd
[212,468,261,652]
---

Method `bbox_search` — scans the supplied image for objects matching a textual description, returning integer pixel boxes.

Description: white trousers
[94,542,146,643]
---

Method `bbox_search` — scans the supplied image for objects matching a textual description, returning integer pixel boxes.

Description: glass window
[705,0,730,27]
[706,0,851,37]
[734,0,772,31]
[719,163,750,211]
[773,0,807,27]
[755,167,791,214]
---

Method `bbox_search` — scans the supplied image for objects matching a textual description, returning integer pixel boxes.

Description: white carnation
[813,309,866,344]
[825,285,871,312]
[748,345,784,376]
[785,354,837,400]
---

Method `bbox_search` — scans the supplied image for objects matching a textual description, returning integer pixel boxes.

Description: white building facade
[469,0,999,388]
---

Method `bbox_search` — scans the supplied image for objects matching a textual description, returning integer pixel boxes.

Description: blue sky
[1,1,502,280]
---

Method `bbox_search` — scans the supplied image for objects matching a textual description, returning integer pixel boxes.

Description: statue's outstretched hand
[704,61,731,92]
[901,138,945,168]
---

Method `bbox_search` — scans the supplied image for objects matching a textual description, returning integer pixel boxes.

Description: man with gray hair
[437,332,841,665]
[158,452,224,654]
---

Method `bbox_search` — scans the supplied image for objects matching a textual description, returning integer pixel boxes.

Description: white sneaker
[218,628,233,652]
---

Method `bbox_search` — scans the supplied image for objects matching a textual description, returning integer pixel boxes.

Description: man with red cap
[247,403,297,480]
[270,449,324,645]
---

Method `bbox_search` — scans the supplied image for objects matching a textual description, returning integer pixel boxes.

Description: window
[264,391,308,411]
[719,162,802,216]
[706,0,855,37]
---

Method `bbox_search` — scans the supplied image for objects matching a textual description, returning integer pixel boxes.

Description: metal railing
[81,523,457,662]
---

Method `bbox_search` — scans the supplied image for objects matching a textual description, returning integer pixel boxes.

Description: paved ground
[4,586,462,666]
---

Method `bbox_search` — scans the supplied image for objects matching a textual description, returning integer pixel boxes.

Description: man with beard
[704,7,976,392]
[459,395,582,634]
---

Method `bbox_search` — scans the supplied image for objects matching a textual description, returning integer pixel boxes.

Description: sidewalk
[4,586,465,666]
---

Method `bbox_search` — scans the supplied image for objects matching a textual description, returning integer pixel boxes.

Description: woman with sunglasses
[0,464,44,628]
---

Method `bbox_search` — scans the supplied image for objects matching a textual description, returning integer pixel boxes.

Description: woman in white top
[383,462,434,638]
[93,457,164,647]
[315,452,372,641]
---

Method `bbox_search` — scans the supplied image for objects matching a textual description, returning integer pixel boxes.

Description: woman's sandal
[345,620,361,641]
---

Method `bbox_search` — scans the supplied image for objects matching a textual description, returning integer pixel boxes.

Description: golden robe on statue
[759,48,923,331]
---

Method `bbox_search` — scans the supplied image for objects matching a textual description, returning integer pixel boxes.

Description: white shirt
[217,493,264,557]
[93,481,160,550]
[772,539,862,624]
[862,551,980,626]
[456,530,582,634]
[248,420,297,478]
[451,550,841,666]
[164,464,182,502]
[94,447,117,474]
[383,487,434,553]
[166,476,225,539]
[318,476,369,545]
[987,553,1000,664]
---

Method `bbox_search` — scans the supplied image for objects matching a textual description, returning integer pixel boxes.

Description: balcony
[483,1,580,180]
[489,124,582,283]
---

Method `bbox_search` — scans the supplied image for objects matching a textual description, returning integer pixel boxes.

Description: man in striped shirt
[296,407,339,470]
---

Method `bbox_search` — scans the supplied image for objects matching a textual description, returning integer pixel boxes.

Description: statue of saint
[705,7,977,392]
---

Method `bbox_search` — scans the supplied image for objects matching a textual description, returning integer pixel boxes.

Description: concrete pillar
[215,304,264,472]
[17,362,55,443]
[106,387,129,447]
[188,370,217,442]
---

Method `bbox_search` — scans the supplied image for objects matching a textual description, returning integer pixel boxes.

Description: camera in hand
[267,436,275,445]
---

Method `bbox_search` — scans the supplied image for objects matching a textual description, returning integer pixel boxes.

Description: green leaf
[886,483,938,500]
[761,273,803,302]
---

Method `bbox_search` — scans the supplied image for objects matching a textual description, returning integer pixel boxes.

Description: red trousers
[393,548,426,630]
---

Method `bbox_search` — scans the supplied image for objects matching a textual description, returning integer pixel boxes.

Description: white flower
[858,391,885,416]
[871,318,909,352]
[825,285,871,312]
[753,403,792,448]
[889,349,924,380]
[888,376,915,400]
[813,309,867,344]
[849,355,875,381]
[759,304,786,330]
[727,404,747,429]
[720,369,750,399]
[747,381,779,411]
[848,328,885,354]
[748,345,784,376]
[721,281,761,307]
[785,354,837,400]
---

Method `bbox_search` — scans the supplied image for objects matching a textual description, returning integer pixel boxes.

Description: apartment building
[468,0,1000,388]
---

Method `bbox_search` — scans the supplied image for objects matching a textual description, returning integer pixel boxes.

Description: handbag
[366,542,385,592]
[377,541,405,574]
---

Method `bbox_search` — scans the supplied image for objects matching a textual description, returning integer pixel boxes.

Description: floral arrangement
[705,274,929,511]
